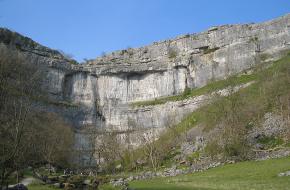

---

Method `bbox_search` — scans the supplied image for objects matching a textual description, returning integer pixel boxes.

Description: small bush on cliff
[203,47,220,54]
[167,47,178,59]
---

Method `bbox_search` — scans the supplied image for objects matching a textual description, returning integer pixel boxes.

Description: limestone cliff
[0,14,289,153]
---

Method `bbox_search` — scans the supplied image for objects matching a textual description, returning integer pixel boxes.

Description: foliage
[167,47,178,59]
[186,151,200,163]
[67,175,86,187]
[249,36,259,42]
[257,136,284,149]
[203,47,220,54]
[0,45,74,188]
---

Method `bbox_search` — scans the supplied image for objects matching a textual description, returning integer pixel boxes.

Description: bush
[186,151,201,163]
[67,175,85,187]
[257,136,284,149]
[182,87,191,98]
[205,140,222,159]
[203,47,219,54]
[167,47,178,59]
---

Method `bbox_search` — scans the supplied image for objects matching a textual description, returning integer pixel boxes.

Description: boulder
[278,171,290,177]
[83,179,91,185]
[115,164,122,169]
[53,183,61,188]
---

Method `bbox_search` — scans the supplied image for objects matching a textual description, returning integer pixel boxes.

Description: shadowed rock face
[0,14,289,154]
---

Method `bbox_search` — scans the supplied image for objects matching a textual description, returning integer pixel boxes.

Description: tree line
[0,44,74,189]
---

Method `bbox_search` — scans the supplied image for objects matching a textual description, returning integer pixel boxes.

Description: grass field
[28,183,58,190]
[129,157,290,190]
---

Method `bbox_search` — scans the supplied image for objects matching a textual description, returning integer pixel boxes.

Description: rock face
[0,14,290,163]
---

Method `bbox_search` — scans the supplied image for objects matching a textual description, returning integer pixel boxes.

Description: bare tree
[0,46,43,188]
[0,45,74,188]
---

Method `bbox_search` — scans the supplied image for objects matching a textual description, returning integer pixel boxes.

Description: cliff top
[0,13,289,68]
[0,28,77,64]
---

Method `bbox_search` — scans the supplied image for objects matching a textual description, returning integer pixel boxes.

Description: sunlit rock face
[0,14,289,151]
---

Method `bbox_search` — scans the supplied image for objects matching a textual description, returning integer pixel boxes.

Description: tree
[0,45,43,188]
[30,112,74,168]
[0,45,74,188]
[141,129,159,171]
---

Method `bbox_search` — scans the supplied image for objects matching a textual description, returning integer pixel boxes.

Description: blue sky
[0,0,289,62]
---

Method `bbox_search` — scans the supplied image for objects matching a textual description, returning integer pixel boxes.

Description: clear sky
[0,0,289,62]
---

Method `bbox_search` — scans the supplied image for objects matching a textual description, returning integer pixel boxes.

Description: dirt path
[20,177,36,186]
[9,177,36,187]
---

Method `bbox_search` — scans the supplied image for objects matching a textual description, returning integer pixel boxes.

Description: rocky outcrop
[0,14,289,163]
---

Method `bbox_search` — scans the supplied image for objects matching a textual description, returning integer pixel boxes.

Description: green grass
[132,73,257,107]
[22,168,34,177]
[28,183,58,190]
[130,157,290,190]
[257,136,284,149]
[99,184,123,190]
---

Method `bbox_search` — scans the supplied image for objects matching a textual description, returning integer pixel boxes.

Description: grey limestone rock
[0,14,289,163]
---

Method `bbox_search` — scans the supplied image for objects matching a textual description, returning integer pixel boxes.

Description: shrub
[257,136,284,149]
[167,47,178,59]
[186,151,201,163]
[182,87,191,98]
[249,36,259,43]
[203,47,220,54]
[67,175,85,187]
[205,140,222,159]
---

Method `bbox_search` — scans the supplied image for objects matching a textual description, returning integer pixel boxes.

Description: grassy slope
[130,157,290,190]
[28,184,58,190]
[129,52,290,189]
[179,53,289,133]
[131,72,257,107]
[122,52,290,170]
